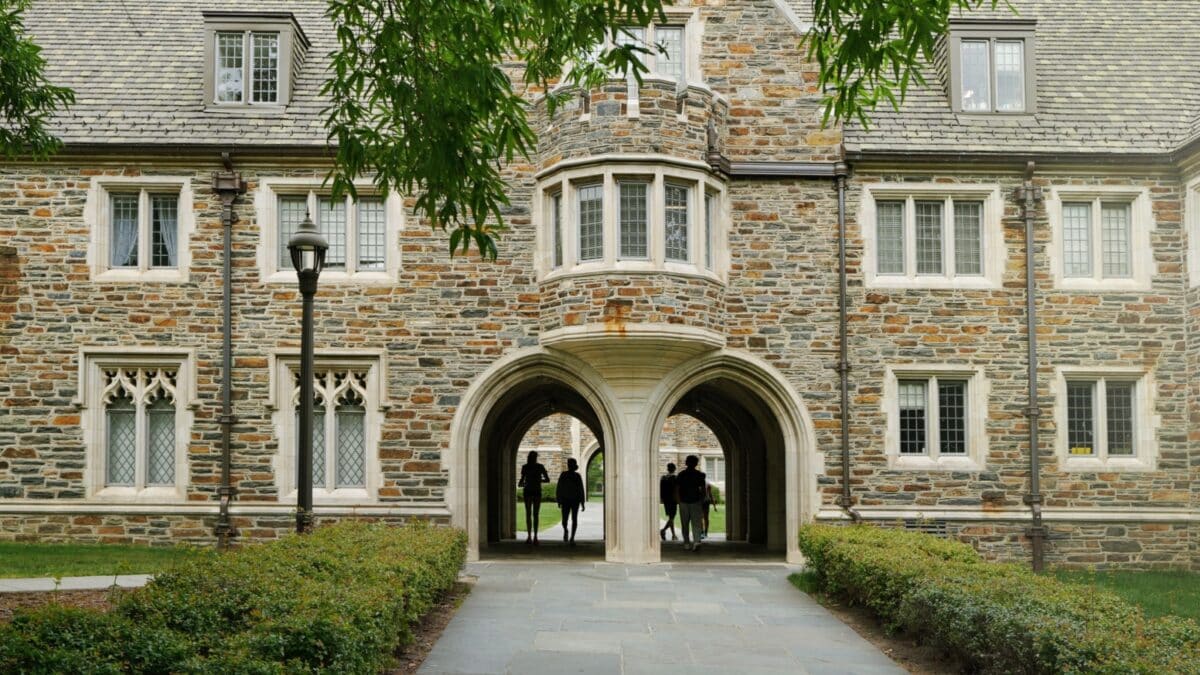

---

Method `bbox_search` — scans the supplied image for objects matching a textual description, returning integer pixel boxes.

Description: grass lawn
[1054,569,1200,621]
[0,541,202,579]
[515,502,561,533]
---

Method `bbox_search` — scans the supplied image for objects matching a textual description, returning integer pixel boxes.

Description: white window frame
[534,158,726,283]
[861,183,1004,289]
[269,350,388,504]
[78,348,197,502]
[1046,185,1154,291]
[1052,366,1158,472]
[255,178,404,284]
[85,177,194,283]
[883,365,989,471]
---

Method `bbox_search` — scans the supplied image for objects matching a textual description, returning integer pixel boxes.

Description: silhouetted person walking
[556,457,586,545]
[674,455,706,551]
[518,451,550,545]
[660,462,679,541]
[701,481,718,540]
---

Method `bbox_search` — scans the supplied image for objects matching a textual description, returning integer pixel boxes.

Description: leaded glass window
[1066,377,1139,460]
[106,189,184,273]
[1061,199,1136,281]
[276,191,390,274]
[292,369,372,491]
[578,184,604,262]
[896,374,973,459]
[619,182,649,259]
[665,183,690,262]
[251,32,279,103]
[898,381,927,455]
[873,196,987,280]
[1062,202,1092,277]
[994,40,1025,111]
[655,26,684,82]
[953,201,983,275]
[101,367,179,489]
[214,31,280,105]
[915,201,943,274]
[960,40,991,112]
[215,32,244,103]
[937,380,968,455]
[1101,202,1131,278]
[551,193,563,268]
[958,37,1028,113]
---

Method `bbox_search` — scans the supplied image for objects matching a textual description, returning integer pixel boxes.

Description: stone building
[0,0,1196,568]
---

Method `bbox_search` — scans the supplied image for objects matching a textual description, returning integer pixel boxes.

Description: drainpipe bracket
[219,414,238,426]
[1024,406,1041,418]
[835,361,851,374]
[1022,493,1044,506]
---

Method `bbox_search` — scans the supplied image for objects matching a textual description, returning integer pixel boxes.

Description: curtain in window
[665,184,690,261]
[146,395,175,485]
[876,201,905,274]
[151,195,178,268]
[106,394,137,486]
[110,195,139,268]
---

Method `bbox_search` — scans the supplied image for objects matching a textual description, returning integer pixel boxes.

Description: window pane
[278,196,308,270]
[1062,203,1092,277]
[250,33,279,104]
[1100,202,1132,278]
[709,457,725,483]
[215,32,244,103]
[665,184,690,261]
[616,26,646,71]
[960,39,991,111]
[915,201,943,274]
[655,26,684,82]
[994,40,1025,111]
[1066,381,1095,456]
[953,201,983,275]
[898,380,927,455]
[619,182,649,258]
[704,192,714,270]
[297,406,327,487]
[938,380,968,455]
[357,199,386,271]
[110,194,139,268]
[106,395,136,486]
[150,195,178,268]
[876,200,905,274]
[318,197,347,270]
[146,396,175,486]
[577,185,604,262]
[1106,382,1135,456]
[336,405,367,488]
[552,193,563,268]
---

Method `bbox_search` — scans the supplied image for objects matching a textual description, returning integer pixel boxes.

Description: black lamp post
[287,212,327,534]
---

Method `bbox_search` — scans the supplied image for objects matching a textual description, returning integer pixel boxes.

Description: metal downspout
[1020,161,1046,571]
[213,154,246,548]
[834,162,860,521]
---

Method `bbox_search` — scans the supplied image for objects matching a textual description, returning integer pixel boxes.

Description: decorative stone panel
[538,272,726,337]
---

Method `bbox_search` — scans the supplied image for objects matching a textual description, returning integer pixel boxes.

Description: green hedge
[798,524,1200,674]
[0,522,467,674]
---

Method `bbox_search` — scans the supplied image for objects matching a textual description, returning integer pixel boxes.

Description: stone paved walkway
[418,561,905,675]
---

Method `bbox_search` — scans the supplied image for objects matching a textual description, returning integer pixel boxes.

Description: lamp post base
[296,509,315,534]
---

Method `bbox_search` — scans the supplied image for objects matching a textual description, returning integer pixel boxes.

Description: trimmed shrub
[797,524,1200,674]
[0,522,467,674]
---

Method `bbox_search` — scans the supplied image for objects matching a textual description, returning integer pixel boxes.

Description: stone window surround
[76,347,198,503]
[1046,185,1155,292]
[882,364,990,471]
[201,12,308,111]
[255,177,404,285]
[1183,175,1200,288]
[85,176,196,283]
[268,350,389,504]
[860,182,1005,290]
[1051,366,1158,473]
[947,19,1037,115]
[534,156,726,283]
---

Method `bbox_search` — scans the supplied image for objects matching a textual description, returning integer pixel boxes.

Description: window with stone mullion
[914,201,944,275]
[1067,377,1137,460]
[577,185,604,262]
[619,182,649,259]
[898,376,968,458]
[665,184,690,262]
[102,368,178,489]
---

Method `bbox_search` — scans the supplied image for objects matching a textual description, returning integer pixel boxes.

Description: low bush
[0,522,467,674]
[797,524,1200,674]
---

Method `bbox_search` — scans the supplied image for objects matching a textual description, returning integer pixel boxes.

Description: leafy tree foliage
[806,0,1001,127]
[0,0,73,159]
[324,0,664,259]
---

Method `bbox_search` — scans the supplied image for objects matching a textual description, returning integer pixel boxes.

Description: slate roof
[842,0,1200,158]
[21,0,1200,157]
[24,0,333,147]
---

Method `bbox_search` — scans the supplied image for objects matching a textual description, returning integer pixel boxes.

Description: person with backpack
[673,455,706,551]
[659,462,679,542]
[555,457,586,545]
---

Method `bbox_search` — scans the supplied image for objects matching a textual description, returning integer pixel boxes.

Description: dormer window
[948,20,1036,114]
[203,12,309,109]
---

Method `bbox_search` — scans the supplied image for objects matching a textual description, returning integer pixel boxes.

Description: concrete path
[419,562,904,675]
[0,574,151,592]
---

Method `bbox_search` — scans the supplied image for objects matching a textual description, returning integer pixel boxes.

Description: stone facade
[0,0,1197,568]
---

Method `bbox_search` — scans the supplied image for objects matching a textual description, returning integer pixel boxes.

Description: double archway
[448,342,818,563]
